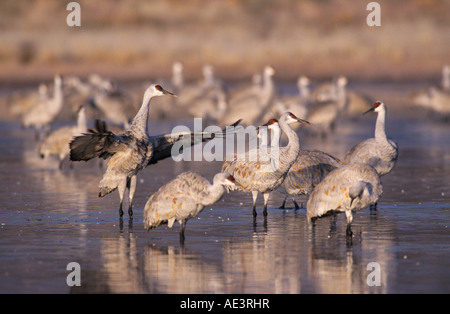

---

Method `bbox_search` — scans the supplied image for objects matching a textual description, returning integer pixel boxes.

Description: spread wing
[69,120,132,161]
[146,119,242,165]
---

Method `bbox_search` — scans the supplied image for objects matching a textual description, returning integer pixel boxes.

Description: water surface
[0,82,449,294]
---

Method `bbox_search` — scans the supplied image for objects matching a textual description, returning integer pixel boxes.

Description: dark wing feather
[69,119,131,161]
[147,119,242,165]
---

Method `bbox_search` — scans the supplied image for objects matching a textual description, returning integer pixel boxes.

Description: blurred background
[0,0,448,85]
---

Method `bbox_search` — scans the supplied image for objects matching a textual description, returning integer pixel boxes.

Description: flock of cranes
[9,63,449,245]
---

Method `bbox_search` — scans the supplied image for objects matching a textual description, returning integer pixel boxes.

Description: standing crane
[144,171,238,243]
[222,112,309,218]
[306,163,383,244]
[258,118,342,209]
[70,85,174,218]
[344,101,398,177]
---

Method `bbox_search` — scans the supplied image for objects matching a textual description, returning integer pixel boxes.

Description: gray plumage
[222,112,309,217]
[21,75,64,139]
[278,149,342,209]
[306,163,383,243]
[259,118,341,209]
[143,171,237,243]
[69,84,176,218]
[221,66,276,126]
[38,104,87,169]
[343,101,398,176]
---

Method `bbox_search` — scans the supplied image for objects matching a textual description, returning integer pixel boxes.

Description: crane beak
[297,118,311,125]
[163,88,177,97]
[363,107,375,115]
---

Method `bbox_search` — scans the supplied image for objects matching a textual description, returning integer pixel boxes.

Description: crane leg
[117,179,127,218]
[345,209,353,245]
[279,196,287,209]
[263,192,270,217]
[127,176,137,217]
[179,220,186,244]
[252,191,258,217]
[292,198,300,210]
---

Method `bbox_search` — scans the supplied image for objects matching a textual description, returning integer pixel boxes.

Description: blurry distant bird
[305,76,348,137]
[8,83,49,117]
[262,76,311,124]
[89,82,135,128]
[22,74,64,140]
[413,66,450,122]
[177,64,224,107]
[413,86,450,121]
[306,163,382,244]
[144,172,238,243]
[221,66,277,126]
[39,105,87,169]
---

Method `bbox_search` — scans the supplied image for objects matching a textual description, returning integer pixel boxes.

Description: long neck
[130,94,151,139]
[173,70,184,90]
[261,71,274,104]
[77,109,87,133]
[279,118,300,164]
[270,126,281,148]
[336,83,347,110]
[52,77,64,112]
[299,83,310,103]
[374,107,388,143]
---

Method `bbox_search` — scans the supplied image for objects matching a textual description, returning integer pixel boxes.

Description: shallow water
[0,82,449,294]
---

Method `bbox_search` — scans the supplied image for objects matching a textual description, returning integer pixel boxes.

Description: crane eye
[374,101,382,108]
[155,85,163,91]
[268,119,278,125]
[289,113,297,119]
[227,175,235,183]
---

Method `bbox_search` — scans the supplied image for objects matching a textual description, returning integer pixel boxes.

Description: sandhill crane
[176,64,224,107]
[222,112,309,217]
[22,74,64,139]
[305,76,347,137]
[144,171,238,243]
[70,84,241,218]
[38,105,87,169]
[89,82,135,128]
[8,83,49,117]
[221,66,277,126]
[69,84,176,218]
[413,83,450,122]
[310,75,371,120]
[258,119,341,209]
[344,101,398,177]
[261,76,310,124]
[278,149,342,209]
[306,163,382,244]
